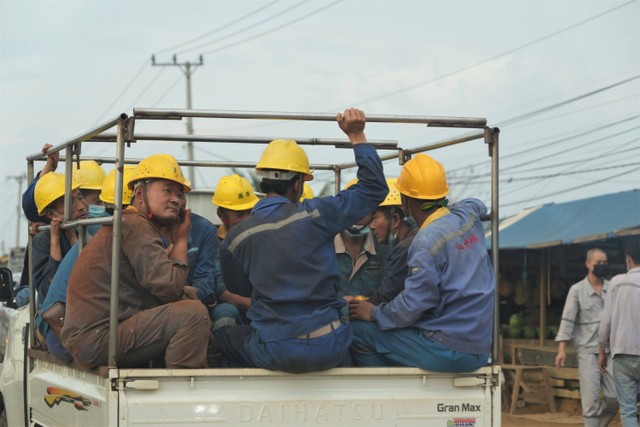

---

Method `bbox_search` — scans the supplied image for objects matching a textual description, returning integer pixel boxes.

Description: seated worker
[35,166,135,362]
[72,160,107,207]
[335,179,389,303]
[29,172,87,306]
[22,143,59,224]
[15,143,60,307]
[99,166,137,211]
[367,178,418,304]
[218,108,388,373]
[349,154,494,373]
[20,162,106,304]
[210,174,258,342]
[215,174,258,241]
[61,154,210,369]
[18,156,105,304]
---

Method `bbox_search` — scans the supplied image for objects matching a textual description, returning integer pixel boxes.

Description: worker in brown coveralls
[61,154,211,369]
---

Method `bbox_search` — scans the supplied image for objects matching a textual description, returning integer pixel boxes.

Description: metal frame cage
[25,108,500,367]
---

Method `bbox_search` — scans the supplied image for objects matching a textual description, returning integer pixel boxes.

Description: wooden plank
[522,370,545,382]
[553,388,581,399]
[549,378,565,387]
[545,366,580,380]
[542,365,558,412]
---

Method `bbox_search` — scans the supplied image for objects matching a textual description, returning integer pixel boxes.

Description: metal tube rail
[35,216,114,232]
[63,146,73,223]
[133,108,487,128]
[489,128,500,363]
[89,133,399,150]
[58,156,340,171]
[25,114,128,161]
[27,161,37,353]
[108,119,127,367]
[401,131,486,157]
[332,131,487,171]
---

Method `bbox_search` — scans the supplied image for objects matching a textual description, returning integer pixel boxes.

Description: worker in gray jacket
[555,248,618,427]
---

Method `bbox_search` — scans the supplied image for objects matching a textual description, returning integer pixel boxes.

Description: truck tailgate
[116,366,501,426]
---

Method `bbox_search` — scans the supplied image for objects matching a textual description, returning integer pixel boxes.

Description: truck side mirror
[0,267,14,303]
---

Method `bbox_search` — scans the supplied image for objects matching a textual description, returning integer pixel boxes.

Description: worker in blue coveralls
[210,174,259,344]
[349,154,495,372]
[218,108,388,373]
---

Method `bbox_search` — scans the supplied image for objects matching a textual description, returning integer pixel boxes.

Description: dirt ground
[502,408,624,426]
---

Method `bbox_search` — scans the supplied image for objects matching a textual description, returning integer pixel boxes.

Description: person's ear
[217,209,228,226]
[391,212,401,230]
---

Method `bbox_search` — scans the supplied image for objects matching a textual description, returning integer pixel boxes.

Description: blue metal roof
[487,189,640,249]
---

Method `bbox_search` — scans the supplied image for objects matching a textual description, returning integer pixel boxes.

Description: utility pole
[151,54,204,188]
[7,174,25,248]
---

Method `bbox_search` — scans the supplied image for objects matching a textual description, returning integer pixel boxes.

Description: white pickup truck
[0,109,502,426]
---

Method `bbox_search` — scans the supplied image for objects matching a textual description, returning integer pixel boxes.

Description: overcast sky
[1,0,638,251]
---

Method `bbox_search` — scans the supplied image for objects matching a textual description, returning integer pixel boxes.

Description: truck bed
[28,351,501,426]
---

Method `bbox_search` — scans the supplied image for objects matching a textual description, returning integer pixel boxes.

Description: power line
[451,139,639,180]
[502,164,640,207]
[154,0,283,55]
[495,75,639,127]
[497,128,639,198]
[178,1,311,55]
[93,60,148,125]
[499,93,639,129]
[451,161,639,184]
[344,0,636,107]
[448,110,639,175]
[201,0,342,56]
[123,67,167,113]
[516,161,639,181]
[502,121,639,172]
[151,75,183,107]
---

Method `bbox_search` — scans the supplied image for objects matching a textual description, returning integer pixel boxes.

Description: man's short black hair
[260,176,299,196]
[624,240,640,264]
[377,206,406,220]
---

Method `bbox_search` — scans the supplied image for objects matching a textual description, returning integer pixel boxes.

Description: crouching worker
[218,108,388,373]
[61,155,211,369]
[349,154,494,373]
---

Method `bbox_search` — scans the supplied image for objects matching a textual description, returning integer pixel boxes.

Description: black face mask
[592,264,609,278]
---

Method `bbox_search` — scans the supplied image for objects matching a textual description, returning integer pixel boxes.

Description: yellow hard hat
[300,183,315,201]
[100,166,137,205]
[35,172,81,215]
[73,160,107,190]
[128,154,192,192]
[395,154,449,200]
[212,174,259,210]
[256,139,313,181]
[380,178,401,207]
